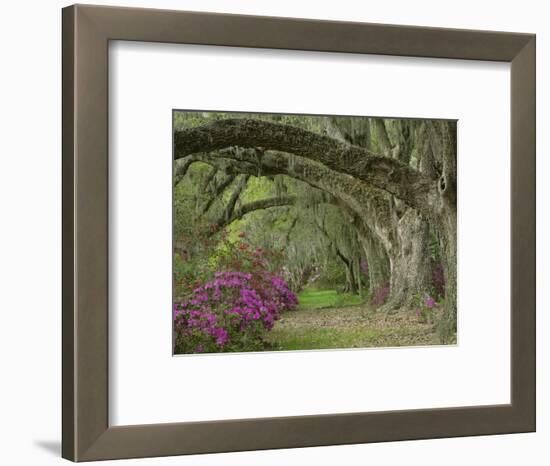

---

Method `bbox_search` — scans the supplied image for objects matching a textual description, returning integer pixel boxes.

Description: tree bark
[174,118,438,215]
[428,121,457,342]
[379,209,432,311]
[218,174,249,227]
[436,205,457,342]
[199,173,235,215]
[336,248,358,294]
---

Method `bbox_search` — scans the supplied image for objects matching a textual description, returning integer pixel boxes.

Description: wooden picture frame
[62,4,536,461]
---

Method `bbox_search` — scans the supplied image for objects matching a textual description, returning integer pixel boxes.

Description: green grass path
[265,287,438,351]
[297,288,363,310]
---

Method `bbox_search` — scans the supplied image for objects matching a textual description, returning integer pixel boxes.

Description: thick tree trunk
[436,204,457,343]
[379,209,432,311]
[370,120,433,311]
[432,120,457,343]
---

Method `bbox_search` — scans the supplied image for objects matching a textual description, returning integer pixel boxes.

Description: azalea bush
[173,231,297,353]
[174,271,297,353]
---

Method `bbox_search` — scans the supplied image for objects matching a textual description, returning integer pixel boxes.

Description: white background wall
[0,0,547,465]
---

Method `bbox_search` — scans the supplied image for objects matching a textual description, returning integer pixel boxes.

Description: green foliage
[173,252,209,296]
[297,288,363,310]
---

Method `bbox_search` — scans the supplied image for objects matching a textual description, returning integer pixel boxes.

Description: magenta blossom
[424,296,437,309]
[174,270,297,354]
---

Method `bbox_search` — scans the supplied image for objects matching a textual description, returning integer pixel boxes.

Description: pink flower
[424,296,437,309]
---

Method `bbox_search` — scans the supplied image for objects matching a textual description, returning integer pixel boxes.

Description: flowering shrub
[173,228,298,353]
[370,282,390,306]
[174,271,297,353]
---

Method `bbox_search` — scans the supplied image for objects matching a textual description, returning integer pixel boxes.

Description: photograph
[172,111,457,354]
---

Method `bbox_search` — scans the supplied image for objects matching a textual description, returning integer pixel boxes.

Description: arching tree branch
[221,174,250,224]
[181,150,397,250]
[208,194,339,236]
[232,195,296,221]
[198,173,236,215]
[174,119,437,212]
[212,195,297,232]
[174,157,197,184]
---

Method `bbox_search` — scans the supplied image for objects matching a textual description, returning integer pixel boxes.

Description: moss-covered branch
[174,119,437,213]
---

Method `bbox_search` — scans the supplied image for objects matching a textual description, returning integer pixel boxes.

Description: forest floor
[266,288,440,351]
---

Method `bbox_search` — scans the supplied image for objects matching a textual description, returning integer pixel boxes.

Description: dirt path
[266,304,440,351]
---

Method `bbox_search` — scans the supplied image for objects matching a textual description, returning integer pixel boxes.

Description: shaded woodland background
[173,111,457,354]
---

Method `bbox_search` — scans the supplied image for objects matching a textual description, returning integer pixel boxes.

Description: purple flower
[209,327,229,346]
[424,296,437,309]
[174,267,297,354]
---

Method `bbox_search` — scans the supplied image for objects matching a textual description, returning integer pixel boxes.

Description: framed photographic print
[62,4,536,462]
